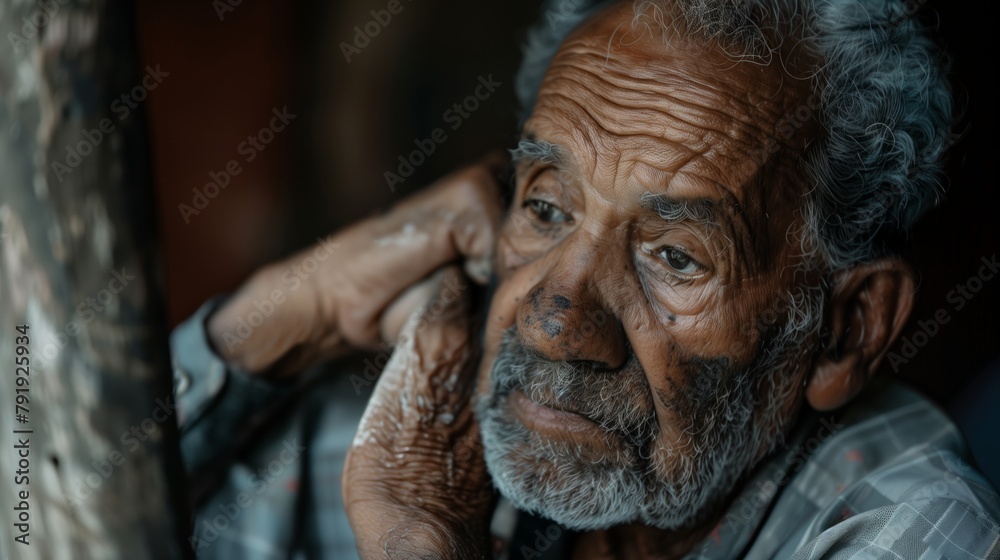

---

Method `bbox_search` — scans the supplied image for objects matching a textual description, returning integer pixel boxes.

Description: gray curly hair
[515,0,953,269]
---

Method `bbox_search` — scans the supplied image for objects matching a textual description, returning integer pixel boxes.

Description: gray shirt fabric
[172,299,1000,559]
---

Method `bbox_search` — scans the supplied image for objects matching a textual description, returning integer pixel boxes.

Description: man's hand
[205,157,505,378]
[343,267,493,559]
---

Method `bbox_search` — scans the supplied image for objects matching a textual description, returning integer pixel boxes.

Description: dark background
[134,1,997,419]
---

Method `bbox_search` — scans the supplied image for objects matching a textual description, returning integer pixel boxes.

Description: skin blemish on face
[682,356,730,406]
[660,355,730,421]
[553,295,572,310]
[542,319,563,337]
[528,287,544,306]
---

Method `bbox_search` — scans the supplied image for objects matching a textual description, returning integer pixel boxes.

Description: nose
[516,251,627,370]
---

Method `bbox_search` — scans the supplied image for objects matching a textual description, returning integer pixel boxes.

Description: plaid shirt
[172,300,1000,559]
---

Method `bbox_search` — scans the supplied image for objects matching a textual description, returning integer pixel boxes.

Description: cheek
[477,251,545,392]
[624,309,760,426]
[640,296,765,364]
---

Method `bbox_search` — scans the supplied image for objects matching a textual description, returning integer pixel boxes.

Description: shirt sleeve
[170,296,291,473]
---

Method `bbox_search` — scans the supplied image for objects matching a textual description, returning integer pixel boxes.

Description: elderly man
[173,0,999,558]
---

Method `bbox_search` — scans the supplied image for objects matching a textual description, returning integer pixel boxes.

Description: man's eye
[523,199,571,224]
[657,247,702,275]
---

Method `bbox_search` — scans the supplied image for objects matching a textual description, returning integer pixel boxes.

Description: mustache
[487,327,659,449]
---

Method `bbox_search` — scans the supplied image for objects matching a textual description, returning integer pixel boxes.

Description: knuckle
[453,165,499,201]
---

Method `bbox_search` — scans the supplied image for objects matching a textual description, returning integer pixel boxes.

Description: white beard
[475,287,822,530]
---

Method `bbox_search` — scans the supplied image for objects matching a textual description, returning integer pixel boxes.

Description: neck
[572,502,729,559]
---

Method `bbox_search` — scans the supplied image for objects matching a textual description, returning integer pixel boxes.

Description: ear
[806,258,917,411]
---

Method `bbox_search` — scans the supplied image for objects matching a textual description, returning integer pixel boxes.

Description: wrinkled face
[475,4,825,530]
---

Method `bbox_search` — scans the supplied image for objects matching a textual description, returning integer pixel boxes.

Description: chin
[476,389,651,531]
[476,385,783,531]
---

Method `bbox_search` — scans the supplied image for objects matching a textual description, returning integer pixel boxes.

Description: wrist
[207,265,317,375]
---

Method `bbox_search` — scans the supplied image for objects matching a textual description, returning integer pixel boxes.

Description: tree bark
[0,0,189,558]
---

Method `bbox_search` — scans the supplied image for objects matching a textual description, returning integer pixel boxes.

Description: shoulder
[781,380,1000,559]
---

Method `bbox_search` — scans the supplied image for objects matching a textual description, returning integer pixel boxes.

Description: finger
[334,215,468,347]
[386,163,503,285]
[446,166,504,285]
[347,267,492,528]
[400,266,477,422]
[378,272,440,345]
[354,266,477,450]
[336,160,503,349]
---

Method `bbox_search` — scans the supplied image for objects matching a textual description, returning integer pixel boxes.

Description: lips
[509,389,609,442]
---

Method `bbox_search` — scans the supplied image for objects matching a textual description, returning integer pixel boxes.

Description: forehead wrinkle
[530,95,624,191]
[538,46,783,143]
[536,75,779,202]
[548,45,795,146]
[542,61,765,160]
[532,88,717,195]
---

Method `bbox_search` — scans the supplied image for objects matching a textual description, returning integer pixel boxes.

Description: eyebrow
[511,137,722,229]
[640,192,718,228]
[510,135,562,166]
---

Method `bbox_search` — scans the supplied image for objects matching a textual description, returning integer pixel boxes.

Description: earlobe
[806,258,917,411]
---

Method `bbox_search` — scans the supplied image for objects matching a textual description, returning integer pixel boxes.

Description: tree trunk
[0,0,189,558]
